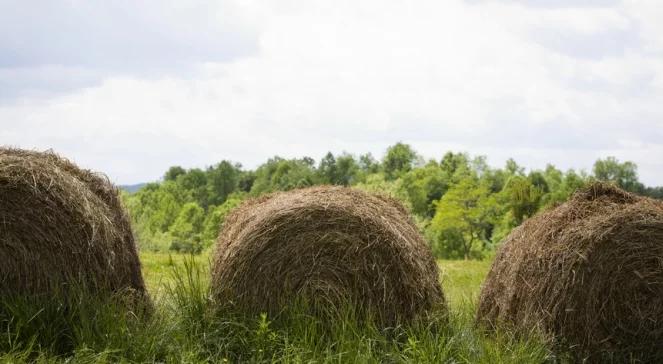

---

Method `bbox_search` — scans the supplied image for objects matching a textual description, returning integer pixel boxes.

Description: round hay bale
[477,183,663,361]
[0,148,146,297]
[211,186,445,326]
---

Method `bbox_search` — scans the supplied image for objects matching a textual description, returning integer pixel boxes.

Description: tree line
[122,143,663,259]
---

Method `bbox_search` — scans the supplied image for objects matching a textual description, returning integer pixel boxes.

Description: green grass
[0,253,552,363]
[439,259,493,309]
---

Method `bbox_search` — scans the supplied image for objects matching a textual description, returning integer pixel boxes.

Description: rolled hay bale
[477,183,663,361]
[0,148,146,298]
[211,186,445,326]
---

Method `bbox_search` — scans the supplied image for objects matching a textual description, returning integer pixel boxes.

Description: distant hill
[120,183,147,194]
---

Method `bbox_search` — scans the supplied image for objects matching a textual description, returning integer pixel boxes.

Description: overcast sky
[1,0,662,185]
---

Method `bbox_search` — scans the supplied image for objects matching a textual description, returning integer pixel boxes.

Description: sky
[1,0,662,185]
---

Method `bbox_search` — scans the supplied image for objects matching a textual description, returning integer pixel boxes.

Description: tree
[644,186,663,199]
[358,153,380,174]
[164,166,186,181]
[440,152,472,182]
[334,153,359,186]
[399,161,448,217]
[542,164,563,192]
[270,158,317,190]
[169,202,205,253]
[318,152,359,186]
[500,174,546,225]
[504,158,525,176]
[471,155,490,178]
[177,168,208,208]
[429,177,498,259]
[128,144,663,259]
[382,142,418,180]
[250,157,318,195]
[593,156,643,192]
[133,180,190,234]
[238,170,256,193]
[317,152,337,184]
[354,173,411,210]
[201,194,245,247]
[207,161,241,206]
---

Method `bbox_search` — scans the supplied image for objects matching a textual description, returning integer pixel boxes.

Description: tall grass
[0,254,552,363]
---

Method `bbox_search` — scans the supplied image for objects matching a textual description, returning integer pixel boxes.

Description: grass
[0,253,552,363]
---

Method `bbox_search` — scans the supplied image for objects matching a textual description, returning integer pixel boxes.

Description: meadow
[0,252,553,363]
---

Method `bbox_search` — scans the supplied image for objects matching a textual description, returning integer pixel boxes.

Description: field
[0,253,552,363]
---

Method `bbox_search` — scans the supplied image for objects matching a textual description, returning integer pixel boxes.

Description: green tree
[471,156,490,178]
[644,186,663,199]
[334,153,359,186]
[354,173,411,210]
[358,153,380,174]
[318,152,359,186]
[564,169,589,193]
[429,177,498,259]
[593,156,643,192]
[399,160,448,217]
[500,174,545,225]
[164,166,186,181]
[542,164,563,193]
[169,202,205,253]
[317,152,338,184]
[382,142,418,180]
[177,168,208,208]
[131,181,190,235]
[128,145,663,259]
[207,161,241,206]
[251,157,318,194]
[541,166,588,206]
[440,152,472,182]
[504,158,525,176]
[238,170,256,193]
[201,194,245,247]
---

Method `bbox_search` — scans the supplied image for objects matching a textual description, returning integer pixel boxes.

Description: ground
[140,252,492,309]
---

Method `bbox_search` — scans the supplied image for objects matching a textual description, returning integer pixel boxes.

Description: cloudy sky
[1,0,662,185]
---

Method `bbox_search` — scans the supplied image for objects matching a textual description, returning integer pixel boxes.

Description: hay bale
[477,183,663,361]
[211,186,445,325]
[0,148,146,296]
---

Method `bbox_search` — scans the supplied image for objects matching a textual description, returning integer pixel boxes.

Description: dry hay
[0,147,146,297]
[477,182,663,361]
[211,186,445,326]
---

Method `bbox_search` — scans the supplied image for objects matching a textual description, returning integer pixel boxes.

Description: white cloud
[0,0,259,98]
[1,0,662,185]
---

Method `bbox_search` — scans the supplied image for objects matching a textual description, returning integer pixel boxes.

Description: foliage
[206,161,241,206]
[354,173,411,209]
[169,202,205,253]
[399,160,448,217]
[382,142,419,180]
[250,157,318,195]
[123,143,660,259]
[501,175,546,225]
[541,166,588,207]
[201,194,245,248]
[429,177,499,259]
[358,152,380,174]
[164,165,186,181]
[644,186,663,199]
[593,156,644,193]
[177,168,208,208]
[317,152,360,186]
